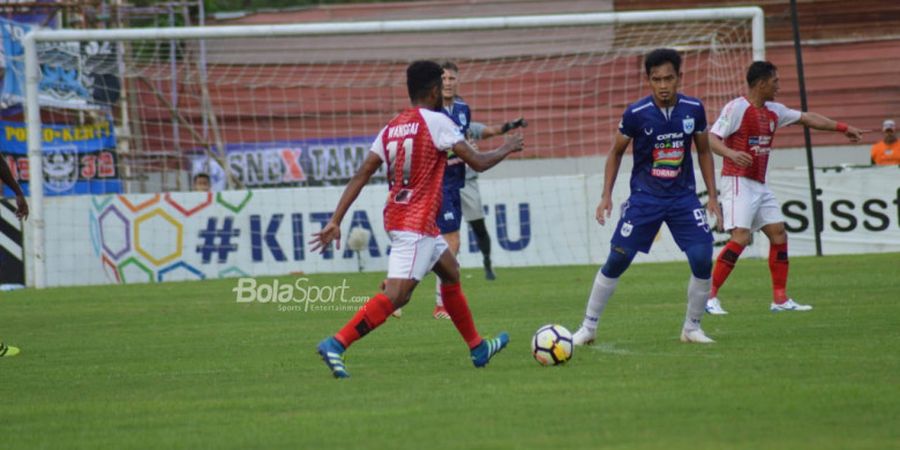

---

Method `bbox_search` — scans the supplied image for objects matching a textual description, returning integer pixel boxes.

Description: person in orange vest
[871,119,900,165]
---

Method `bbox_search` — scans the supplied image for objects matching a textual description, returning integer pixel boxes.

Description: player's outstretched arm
[309,152,382,253]
[597,132,631,225]
[708,133,752,168]
[0,156,27,220]
[694,131,723,231]
[453,132,524,172]
[468,118,528,141]
[798,112,865,142]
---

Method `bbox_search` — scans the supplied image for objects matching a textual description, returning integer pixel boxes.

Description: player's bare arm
[694,130,723,231]
[797,112,865,142]
[309,152,383,253]
[452,132,524,172]
[597,132,631,225]
[708,132,752,168]
[0,156,28,220]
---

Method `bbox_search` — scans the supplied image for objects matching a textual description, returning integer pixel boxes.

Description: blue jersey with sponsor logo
[618,94,707,198]
[441,98,471,190]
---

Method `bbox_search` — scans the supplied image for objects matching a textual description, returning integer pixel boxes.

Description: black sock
[469,219,492,269]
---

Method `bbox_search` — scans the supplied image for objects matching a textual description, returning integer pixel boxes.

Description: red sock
[711,240,745,297]
[769,243,789,303]
[334,293,395,349]
[440,282,482,349]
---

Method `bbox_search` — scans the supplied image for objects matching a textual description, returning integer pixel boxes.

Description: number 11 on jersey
[385,138,414,187]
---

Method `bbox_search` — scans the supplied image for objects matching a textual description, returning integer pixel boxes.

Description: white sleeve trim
[710,98,748,139]
[420,108,464,151]
[765,101,802,128]
[369,126,388,161]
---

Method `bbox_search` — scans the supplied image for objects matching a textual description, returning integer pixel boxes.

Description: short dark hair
[193,172,210,182]
[406,60,443,101]
[644,48,682,76]
[441,61,459,73]
[746,61,777,87]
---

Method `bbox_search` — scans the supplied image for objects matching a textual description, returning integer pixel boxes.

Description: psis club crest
[43,146,79,193]
[682,117,695,134]
[458,112,468,127]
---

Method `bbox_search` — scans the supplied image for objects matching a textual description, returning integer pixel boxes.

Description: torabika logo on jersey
[43,146,79,193]
[651,132,684,178]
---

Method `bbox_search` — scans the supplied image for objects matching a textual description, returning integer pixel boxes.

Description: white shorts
[386,231,449,280]
[720,175,785,232]
[460,177,484,221]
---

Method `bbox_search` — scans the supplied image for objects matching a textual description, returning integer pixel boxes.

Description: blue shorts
[610,192,712,253]
[437,187,463,234]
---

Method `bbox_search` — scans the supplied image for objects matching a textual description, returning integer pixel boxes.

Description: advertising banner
[35,167,900,287]
[191,136,387,190]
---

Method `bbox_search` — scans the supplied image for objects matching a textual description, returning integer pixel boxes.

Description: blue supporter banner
[1,120,122,196]
[5,0,59,27]
[1,17,100,111]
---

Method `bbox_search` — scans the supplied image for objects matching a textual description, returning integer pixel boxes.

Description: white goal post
[22,7,764,288]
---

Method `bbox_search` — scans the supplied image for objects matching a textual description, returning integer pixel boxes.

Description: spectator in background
[193,172,211,192]
[191,156,227,191]
[871,119,900,165]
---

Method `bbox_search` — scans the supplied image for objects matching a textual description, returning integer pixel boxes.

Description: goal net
[17,8,762,287]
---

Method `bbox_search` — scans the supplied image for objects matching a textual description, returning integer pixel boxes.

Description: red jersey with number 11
[370,107,464,236]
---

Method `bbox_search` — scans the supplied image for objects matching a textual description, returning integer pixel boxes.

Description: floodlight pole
[790,0,823,256]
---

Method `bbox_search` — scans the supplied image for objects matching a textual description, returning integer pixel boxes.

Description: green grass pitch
[1,253,897,449]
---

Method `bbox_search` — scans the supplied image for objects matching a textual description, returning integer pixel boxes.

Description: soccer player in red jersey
[311,61,524,378]
[705,61,864,314]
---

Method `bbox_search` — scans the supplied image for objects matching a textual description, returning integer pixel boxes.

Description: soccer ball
[531,324,574,366]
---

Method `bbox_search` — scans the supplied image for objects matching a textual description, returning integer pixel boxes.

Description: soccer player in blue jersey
[427,61,471,319]
[572,48,723,345]
[437,61,470,251]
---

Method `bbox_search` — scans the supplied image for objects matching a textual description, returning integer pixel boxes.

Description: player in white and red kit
[705,61,864,314]
[311,61,524,378]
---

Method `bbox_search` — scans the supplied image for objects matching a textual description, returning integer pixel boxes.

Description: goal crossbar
[26,7,765,43]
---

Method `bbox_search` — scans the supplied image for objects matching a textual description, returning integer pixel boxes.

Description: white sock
[685,275,711,331]
[435,276,443,307]
[581,270,618,332]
